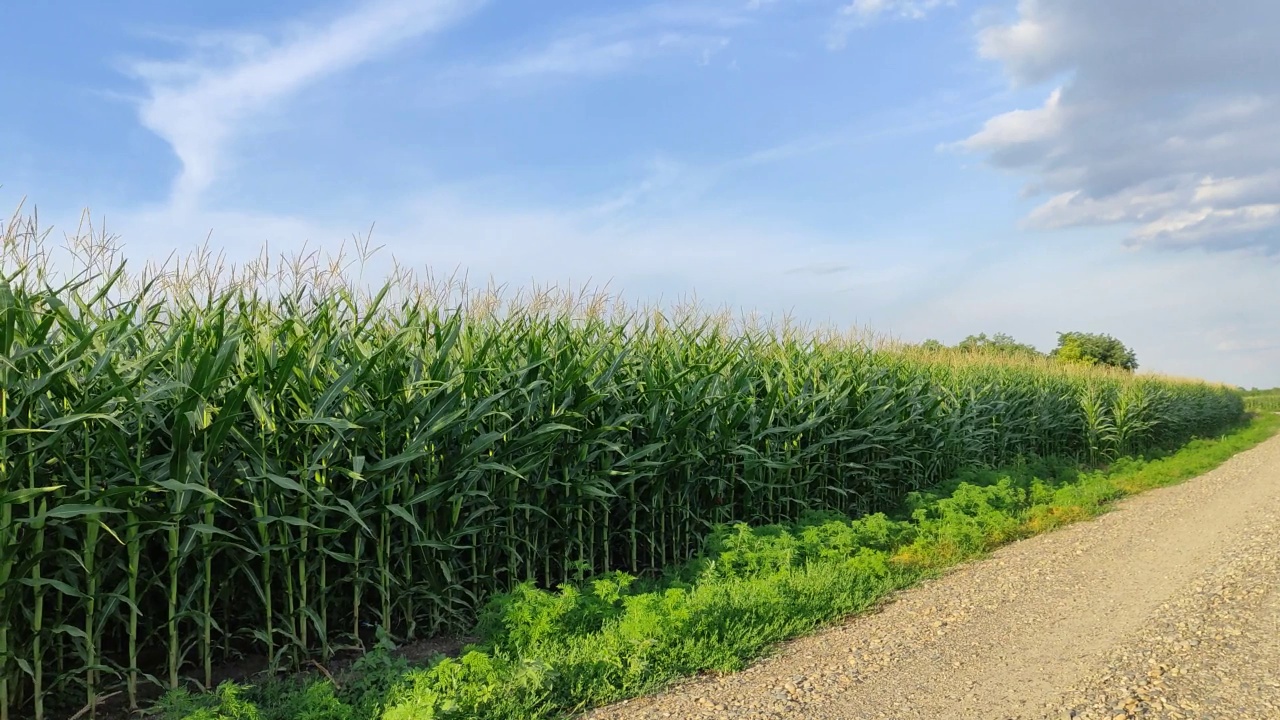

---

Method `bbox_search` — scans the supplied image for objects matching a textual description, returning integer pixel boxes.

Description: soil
[90,634,475,719]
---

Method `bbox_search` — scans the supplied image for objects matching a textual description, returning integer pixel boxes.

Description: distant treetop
[955,332,1043,357]
[1050,332,1138,371]
[915,331,1140,372]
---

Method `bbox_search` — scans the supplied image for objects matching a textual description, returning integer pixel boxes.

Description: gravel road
[584,433,1280,720]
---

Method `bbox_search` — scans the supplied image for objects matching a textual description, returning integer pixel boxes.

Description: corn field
[1243,391,1280,413]
[0,211,1245,719]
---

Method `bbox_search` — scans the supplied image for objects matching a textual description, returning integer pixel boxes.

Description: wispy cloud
[828,0,953,49]
[452,2,749,88]
[126,0,483,209]
[484,32,730,82]
[578,87,1003,223]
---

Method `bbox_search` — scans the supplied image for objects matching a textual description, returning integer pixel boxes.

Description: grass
[154,413,1280,720]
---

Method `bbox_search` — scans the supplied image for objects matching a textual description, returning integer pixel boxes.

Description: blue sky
[2,0,1278,387]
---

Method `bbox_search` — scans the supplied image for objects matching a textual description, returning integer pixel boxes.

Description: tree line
[919,331,1139,371]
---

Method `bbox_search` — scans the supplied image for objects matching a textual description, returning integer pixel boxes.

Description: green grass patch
[157,414,1280,720]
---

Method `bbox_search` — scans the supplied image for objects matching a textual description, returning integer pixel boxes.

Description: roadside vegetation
[157,414,1279,720]
[0,209,1251,719]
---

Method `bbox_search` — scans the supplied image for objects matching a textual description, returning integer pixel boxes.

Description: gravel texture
[583,434,1280,720]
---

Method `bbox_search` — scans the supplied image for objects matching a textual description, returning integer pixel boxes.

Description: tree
[1050,332,1138,371]
[955,332,1042,357]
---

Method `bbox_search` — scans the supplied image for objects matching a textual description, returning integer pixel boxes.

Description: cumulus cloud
[960,0,1280,251]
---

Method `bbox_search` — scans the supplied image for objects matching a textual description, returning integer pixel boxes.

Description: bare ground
[585,433,1280,720]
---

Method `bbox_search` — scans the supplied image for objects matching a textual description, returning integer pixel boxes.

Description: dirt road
[585,434,1280,720]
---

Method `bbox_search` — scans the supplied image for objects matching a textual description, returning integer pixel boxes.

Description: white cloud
[126,0,481,209]
[958,87,1063,150]
[1129,204,1280,249]
[1192,171,1280,207]
[962,0,1280,251]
